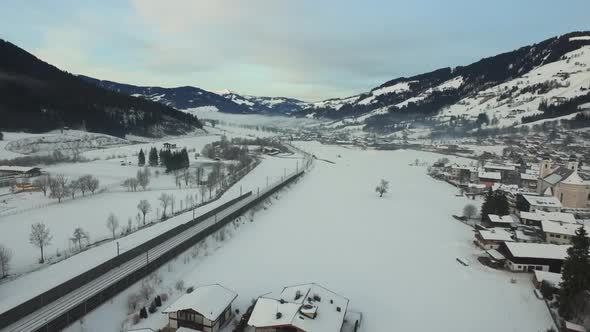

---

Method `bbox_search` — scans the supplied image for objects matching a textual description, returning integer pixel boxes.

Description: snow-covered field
[65,142,555,332]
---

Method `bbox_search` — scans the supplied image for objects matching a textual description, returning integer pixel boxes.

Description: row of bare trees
[34,174,99,203]
[123,167,151,192]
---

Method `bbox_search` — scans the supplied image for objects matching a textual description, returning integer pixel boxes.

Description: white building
[248,283,358,332]
[522,195,562,213]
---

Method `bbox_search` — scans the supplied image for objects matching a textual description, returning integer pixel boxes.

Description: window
[560,193,564,203]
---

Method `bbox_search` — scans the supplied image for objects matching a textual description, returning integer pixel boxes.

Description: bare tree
[87,176,99,194]
[375,179,389,198]
[137,168,150,191]
[33,175,51,197]
[69,179,81,199]
[71,227,89,251]
[49,174,69,203]
[122,178,139,192]
[106,213,119,239]
[137,200,151,225]
[183,169,192,187]
[29,222,52,263]
[170,194,176,214]
[158,194,172,218]
[67,140,83,162]
[77,174,93,196]
[0,244,12,278]
[463,204,478,219]
[200,184,207,203]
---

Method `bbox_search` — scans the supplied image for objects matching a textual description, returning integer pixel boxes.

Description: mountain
[79,76,253,114]
[0,39,202,137]
[297,31,590,133]
[215,89,312,114]
[80,77,312,115]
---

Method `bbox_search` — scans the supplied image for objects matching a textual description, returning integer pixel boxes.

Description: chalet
[521,195,562,213]
[475,228,514,250]
[247,283,358,332]
[487,214,519,228]
[0,166,41,178]
[541,220,584,245]
[478,171,501,188]
[519,211,576,227]
[450,165,477,184]
[498,242,570,273]
[484,163,518,184]
[162,284,237,332]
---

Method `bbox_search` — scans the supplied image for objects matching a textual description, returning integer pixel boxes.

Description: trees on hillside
[375,179,389,198]
[480,189,509,220]
[559,226,590,321]
[29,222,52,263]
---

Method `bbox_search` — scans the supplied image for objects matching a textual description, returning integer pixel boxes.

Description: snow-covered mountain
[215,89,312,114]
[297,31,590,132]
[79,76,253,114]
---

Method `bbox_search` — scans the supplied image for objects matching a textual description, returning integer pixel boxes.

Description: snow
[533,270,562,287]
[478,229,514,242]
[504,242,570,260]
[541,220,580,237]
[561,171,586,185]
[66,141,556,332]
[161,284,237,321]
[570,36,590,41]
[182,106,220,114]
[371,82,412,96]
[520,211,576,224]
[522,195,562,209]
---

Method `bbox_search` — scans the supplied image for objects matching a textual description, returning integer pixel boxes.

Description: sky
[1,1,589,102]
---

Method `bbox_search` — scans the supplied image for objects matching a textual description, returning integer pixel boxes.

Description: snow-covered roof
[0,166,40,173]
[504,242,570,260]
[248,283,349,332]
[561,171,586,185]
[478,228,514,242]
[520,173,538,181]
[522,195,562,209]
[541,220,582,237]
[520,211,576,224]
[565,321,586,332]
[162,284,237,320]
[478,171,501,180]
[484,164,516,171]
[486,249,506,260]
[488,214,519,225]
[533,270,562,288]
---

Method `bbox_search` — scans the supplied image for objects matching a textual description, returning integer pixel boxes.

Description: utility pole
[116,242,120,257]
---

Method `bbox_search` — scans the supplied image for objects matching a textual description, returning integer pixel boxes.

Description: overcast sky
[1,0,589,101]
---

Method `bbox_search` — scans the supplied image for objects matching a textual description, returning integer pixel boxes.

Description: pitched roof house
[162,284,237,332]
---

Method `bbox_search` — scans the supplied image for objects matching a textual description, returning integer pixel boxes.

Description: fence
[0,160,310,332]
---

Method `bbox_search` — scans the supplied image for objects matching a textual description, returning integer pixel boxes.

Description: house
[484,163,518,184]
[498,242,570,273]
[0,166,42,178]
[475,228,514,249]
[521,195,562,213]
[520,211,576,227]
[532,270,562,289]
[519,173,538,191]
[541,220,584,245]
[478,171,501,187]
[450,165,477,184]
[247,283,358,332]
[162,284,237,332]
[487,214,520,228]
[163,142,177,150]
